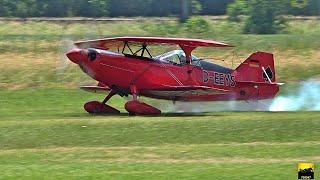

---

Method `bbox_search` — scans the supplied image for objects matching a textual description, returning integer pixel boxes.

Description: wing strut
[180,45,196,64]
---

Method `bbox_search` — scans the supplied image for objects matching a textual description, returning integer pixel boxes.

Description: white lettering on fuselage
[203,70,236,87]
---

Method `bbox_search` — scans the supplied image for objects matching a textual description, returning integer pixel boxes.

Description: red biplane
[66,37,281,115]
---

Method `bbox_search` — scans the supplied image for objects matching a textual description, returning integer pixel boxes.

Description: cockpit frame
[120,42,153,59]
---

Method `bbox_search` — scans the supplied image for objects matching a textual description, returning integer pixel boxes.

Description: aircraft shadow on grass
[65,112,226,118]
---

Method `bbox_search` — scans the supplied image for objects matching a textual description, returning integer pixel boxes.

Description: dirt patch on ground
[50,156,320,164]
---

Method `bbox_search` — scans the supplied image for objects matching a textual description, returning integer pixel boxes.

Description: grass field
[0,18,319,89]
[0,89,320,179]
[0,17,319,179]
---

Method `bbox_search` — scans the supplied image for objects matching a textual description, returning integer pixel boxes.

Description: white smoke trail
[148,94,271,112]
[147,79,320,113]
[269,79,320,111]
[173,100,272,112]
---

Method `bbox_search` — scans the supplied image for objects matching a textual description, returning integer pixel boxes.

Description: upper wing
[74,36,232,50]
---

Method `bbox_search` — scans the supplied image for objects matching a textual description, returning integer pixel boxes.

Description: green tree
[228,0,288,34]
[109,0,152,17]
[289,0,319,16]
[0,0,318,18]
[148,0,180,16]
[73,0,109,17]
[227,0,247,22]
[245,0,288,34]
[180,0,202,22]
[199,0,234,15]
[40,0,68,17]
[0,0,14,16]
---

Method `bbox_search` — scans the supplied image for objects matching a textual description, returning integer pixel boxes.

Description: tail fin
[235,52,276,83]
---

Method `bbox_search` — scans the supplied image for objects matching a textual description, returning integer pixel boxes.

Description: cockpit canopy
[155,50,233,74]
[155,50,199,66]
[97,47,233,74]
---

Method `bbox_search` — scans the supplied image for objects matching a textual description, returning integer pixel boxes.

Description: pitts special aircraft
[66,37,281,115]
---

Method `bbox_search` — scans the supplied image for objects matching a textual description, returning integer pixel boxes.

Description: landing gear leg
[84,90,120,114]
[102,90,116,104]
[124,85,161,115]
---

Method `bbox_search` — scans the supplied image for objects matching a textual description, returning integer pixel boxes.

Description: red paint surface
[67,37,281,114]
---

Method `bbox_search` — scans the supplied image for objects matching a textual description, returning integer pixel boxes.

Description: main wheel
[84,101,120,114]
[124,100,161,115]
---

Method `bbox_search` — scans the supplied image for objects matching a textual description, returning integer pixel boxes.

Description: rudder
[234,52,276,83]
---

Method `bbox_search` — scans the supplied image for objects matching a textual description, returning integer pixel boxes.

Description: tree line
[0,0,319,17]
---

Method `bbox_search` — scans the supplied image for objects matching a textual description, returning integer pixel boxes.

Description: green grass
[1,20,319,53]
[0,18,319,89]
[0,89,319,179]
[0,17,319,179]
[0,162,299,179]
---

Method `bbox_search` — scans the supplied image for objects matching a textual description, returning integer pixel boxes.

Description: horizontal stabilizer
[236,81,284,86]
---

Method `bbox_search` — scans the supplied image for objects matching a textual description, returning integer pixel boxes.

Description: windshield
[155,50,200,65]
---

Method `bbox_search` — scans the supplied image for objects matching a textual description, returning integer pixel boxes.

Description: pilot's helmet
[180,55,186,64]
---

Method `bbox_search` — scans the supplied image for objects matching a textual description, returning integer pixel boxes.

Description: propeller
[57,22,105,88]
[57,38,75,75]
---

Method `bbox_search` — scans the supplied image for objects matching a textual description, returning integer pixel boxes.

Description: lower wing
[80,85,110,94]
[144,85,228,97]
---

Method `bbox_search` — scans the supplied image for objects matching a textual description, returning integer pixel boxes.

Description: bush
[244,0,287,34]
[228,0,288,34]
[143,21,180,36]
[183,16,210,34]
[227,0,248,22]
